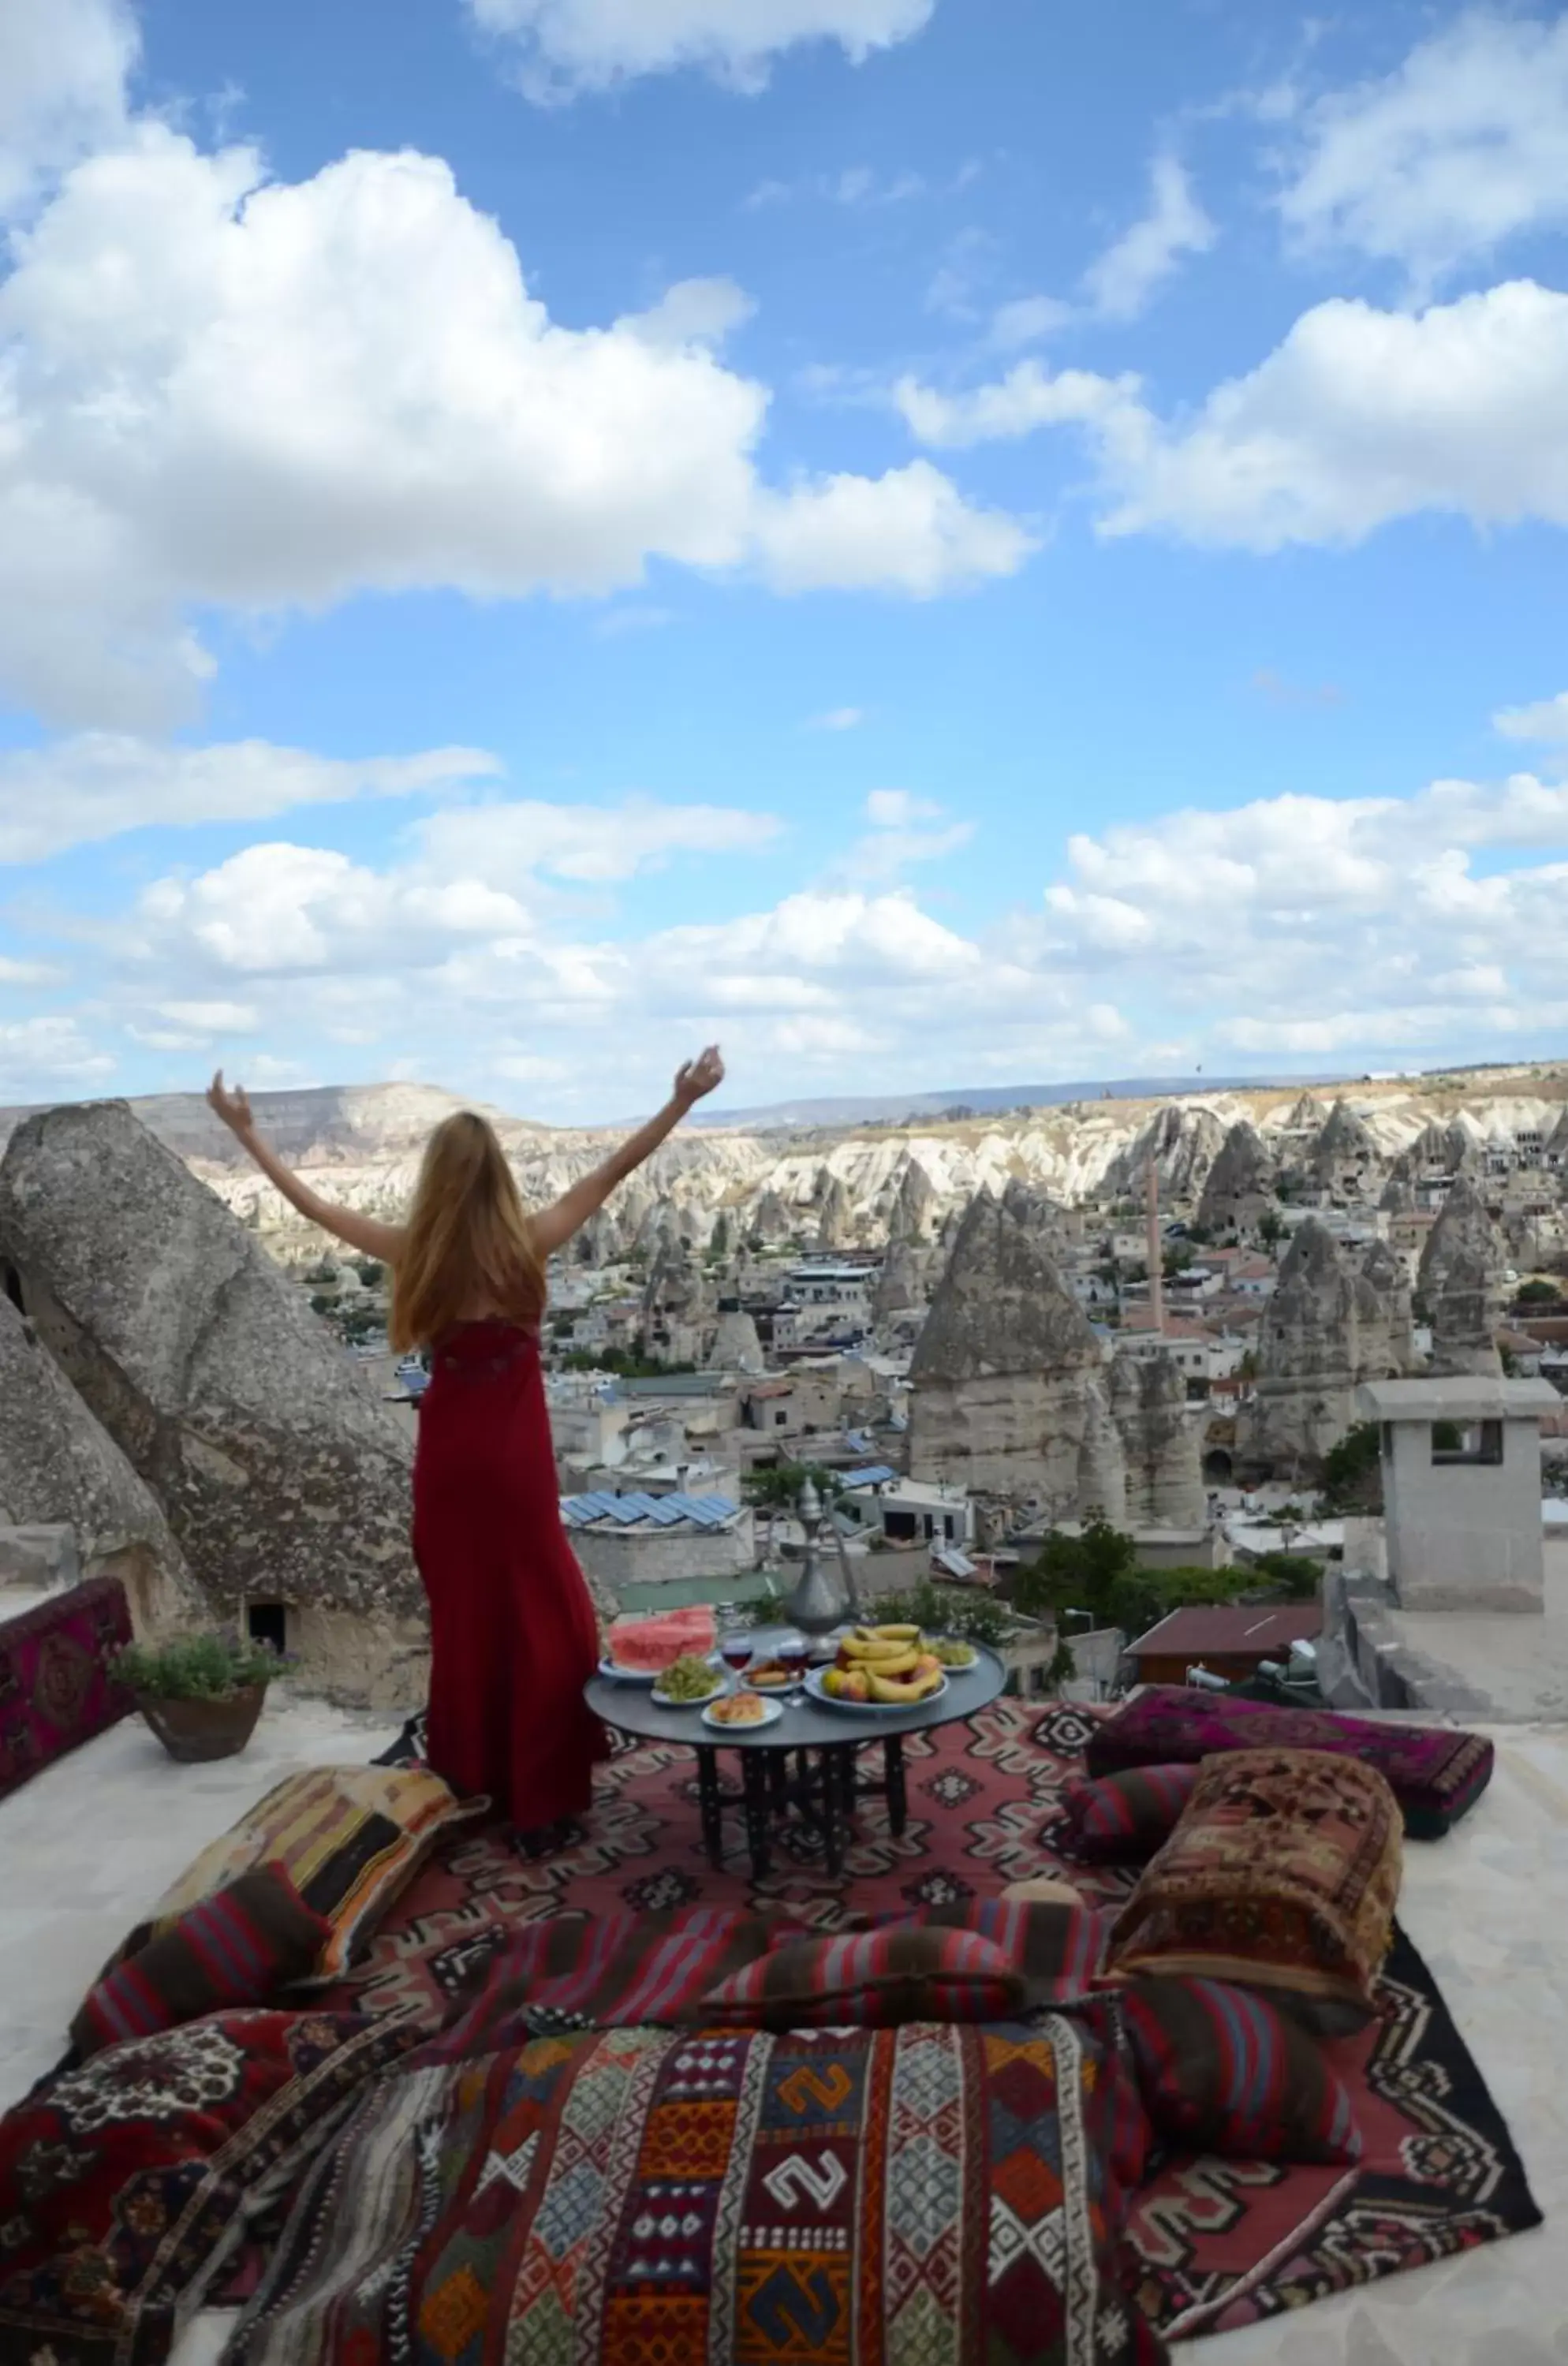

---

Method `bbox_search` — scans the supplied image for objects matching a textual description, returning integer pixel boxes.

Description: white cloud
[1279,12,1568,287]
[154,998,260,1032]
[894,359,1138,451]
[989,294,1073,351]
[745,165,926,209]
[841,788,972,879]
[0,736,502,864]
[416,797,783,885]
[898,278,1568,553]
[805,707,866,732]
[0,0,135,215]
[1495,690,1568,748]
[0,1014,112,1097]
[864,789,937,826]
[1081,155,1216,323]
[0,132,1025,729]
[464,0,936,99]
[752,460,1035,593]
[0,954,65,985]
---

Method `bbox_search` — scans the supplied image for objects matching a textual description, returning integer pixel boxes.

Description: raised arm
[528,1047,725,1260]
[206,1073,407,1266]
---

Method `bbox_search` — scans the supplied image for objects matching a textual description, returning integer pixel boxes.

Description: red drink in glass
[722,1639,753,1674]
[778,1636,808,1689]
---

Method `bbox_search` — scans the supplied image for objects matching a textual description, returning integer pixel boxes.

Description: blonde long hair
[390,1111,545,1352]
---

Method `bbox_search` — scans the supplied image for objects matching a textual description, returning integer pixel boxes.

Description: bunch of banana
[866,1658,944,1706]
[838,1625,923,1680]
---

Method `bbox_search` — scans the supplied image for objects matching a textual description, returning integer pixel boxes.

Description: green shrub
[115,1633,284,1700]
[868,1583,1017,1649]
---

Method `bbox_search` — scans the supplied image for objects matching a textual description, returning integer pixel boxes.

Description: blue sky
[1,0,1566,1121]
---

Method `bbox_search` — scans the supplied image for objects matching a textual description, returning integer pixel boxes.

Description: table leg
[819,1750,846,1877]
[836,1746,858,1820]
[741,1752,771,1882]
[884,1734,909,1838]
[696,1748,724,1868]
[767,1754,790,1812]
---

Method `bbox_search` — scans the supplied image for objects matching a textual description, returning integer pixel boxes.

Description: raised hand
[207,1069,255,1139]
[674,1045,724,1109]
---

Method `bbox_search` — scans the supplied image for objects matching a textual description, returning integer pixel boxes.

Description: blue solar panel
[558,1490,740,1530]
[842,1465,897,1488]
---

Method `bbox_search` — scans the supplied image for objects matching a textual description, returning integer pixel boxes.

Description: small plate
[804,1668,948,1715]
[602,1651,721,1688]
[929,1640,981,1674]
[651,1677,724,1709]
[700,1696,784,1734]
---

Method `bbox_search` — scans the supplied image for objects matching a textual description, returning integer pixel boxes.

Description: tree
[1321,1420,1383,1511]
[1518,1278,1562,1306]
[1185,1222,1214,1246]
[1248,1551,1323,1601]
[1014,1517,1140,1629]
[1259,1209,1286,1248]
[355,1259,384,1288]
[711,1211,730,1259]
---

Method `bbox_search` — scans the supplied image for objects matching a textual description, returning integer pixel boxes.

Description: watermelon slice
[607,1606,719,1673]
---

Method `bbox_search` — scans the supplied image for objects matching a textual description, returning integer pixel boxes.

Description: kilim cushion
[1111,1976,1364,2165]
[419,1905,808,2060]
[1062,1764,1201,1863]
[700,1922,1026,2029]
[1103,1747,1402,2034]
[70,1864,333,2057]
[225,2018,1167,2366]
[99,1765,484,1991]
[1084,1685,1494,1839]
[847,1896,1111,2001]
[0,1577,133,1808]
[0,2009,416,2366]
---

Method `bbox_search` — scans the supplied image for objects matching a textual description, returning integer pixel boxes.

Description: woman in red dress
[206,1047,726,1853]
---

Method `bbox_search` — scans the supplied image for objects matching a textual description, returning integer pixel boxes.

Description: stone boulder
[0,1102,426,1706]
[0,1280,207,1635]
[1418,1176,1505,1376]
[1197,1121,1276,1237]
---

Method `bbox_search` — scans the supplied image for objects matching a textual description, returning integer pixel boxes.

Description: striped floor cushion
[71,1864,333,2055]
[1107,1976,1363,2164]
[1062,1764,1200,1862]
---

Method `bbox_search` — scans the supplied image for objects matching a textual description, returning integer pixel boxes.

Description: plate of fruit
[651,1654,726,1708]
[808,1625,949,1711]
[701,1690,783,1733]
[928,1636,980,1673]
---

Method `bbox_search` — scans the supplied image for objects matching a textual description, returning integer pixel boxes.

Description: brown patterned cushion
[1103,1747,1402,2034]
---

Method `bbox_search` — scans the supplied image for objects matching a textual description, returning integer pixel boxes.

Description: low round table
[584,1638,1007,1881]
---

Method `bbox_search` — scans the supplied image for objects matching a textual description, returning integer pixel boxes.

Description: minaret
[1146,1159,1164,1334]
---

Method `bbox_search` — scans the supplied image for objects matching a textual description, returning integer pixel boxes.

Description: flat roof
[1357,1376,1562,1421]
[1130,1603,1325,1656]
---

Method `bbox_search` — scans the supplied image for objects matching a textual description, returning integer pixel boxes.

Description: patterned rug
[337,1700,1541,2345]
[0,1576,131,1806]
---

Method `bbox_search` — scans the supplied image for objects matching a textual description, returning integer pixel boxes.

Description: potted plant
[114,1633,284,1764]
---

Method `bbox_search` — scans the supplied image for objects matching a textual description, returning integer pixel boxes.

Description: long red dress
[411,1320,608,1829]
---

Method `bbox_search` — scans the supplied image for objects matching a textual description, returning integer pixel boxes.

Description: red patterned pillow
[71,1864,333,2057]
[0,2010,414,2366]
[1062,1765,1200,1863]
[1112,1976,1363,2165]
[700,1924,1025,2029]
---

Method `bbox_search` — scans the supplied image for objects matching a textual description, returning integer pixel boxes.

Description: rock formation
[1103,1103,1228,1203]
[640,1244,711,1365]
[0,1291,200,1633]
[0,1102,427,1707]
[1197,1121,1276,1237]
[816,1173,857,1252]
[872,1237,926,1349]
[1311,1100,1383,1196]
[1391,1119,1482,1184]
[1417,1176,1505,1376]
[1237,1218,1370,1476]
[887,1158,937,1244]
[908,1188,1110,1502]
[1356,1241,1416,1379]
[1110,1350,1205,1528]
[707,1304,765,1374]
[749,1189,793,1246]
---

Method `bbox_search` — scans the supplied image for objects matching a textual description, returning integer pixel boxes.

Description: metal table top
[584,1637,1007,1750]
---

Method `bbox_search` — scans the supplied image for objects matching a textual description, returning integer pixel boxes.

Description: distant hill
[680,1074,1353,1131]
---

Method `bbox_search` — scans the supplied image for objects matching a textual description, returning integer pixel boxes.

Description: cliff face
[1110,1350,1205,1528]
[1197,1121,1276,1235]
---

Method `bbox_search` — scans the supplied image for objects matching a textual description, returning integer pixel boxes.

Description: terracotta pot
[136,1683,268,1764]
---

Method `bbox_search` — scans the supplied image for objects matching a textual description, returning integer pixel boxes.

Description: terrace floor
[0,1696,1562,2366]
